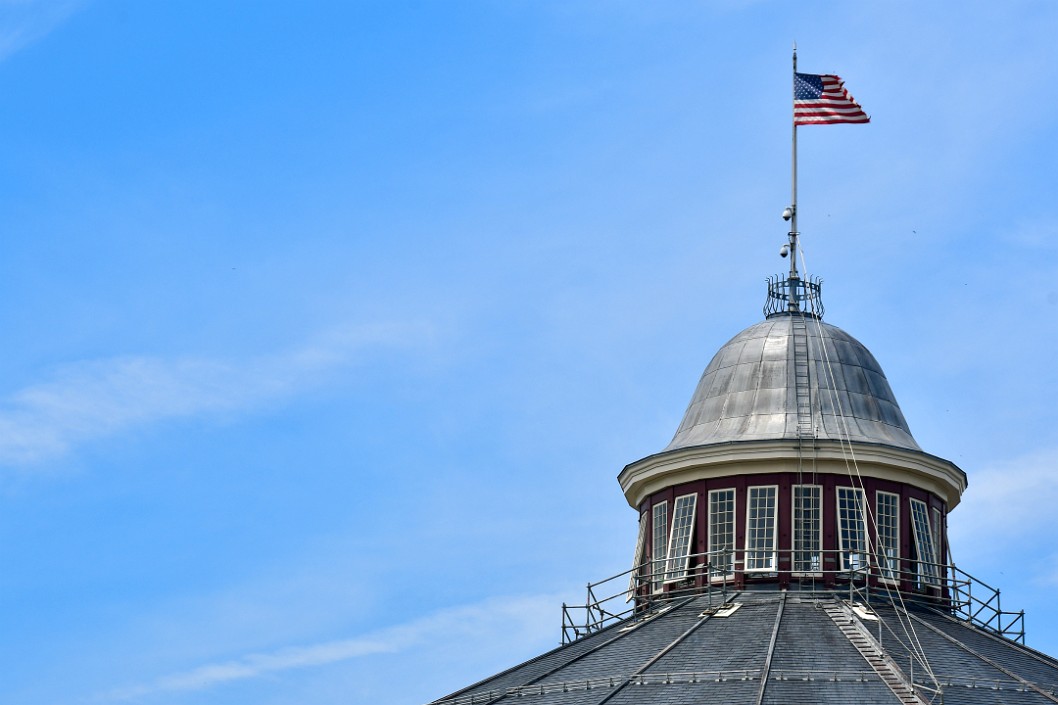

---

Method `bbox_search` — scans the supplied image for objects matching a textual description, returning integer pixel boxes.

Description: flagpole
[790,43,800,312]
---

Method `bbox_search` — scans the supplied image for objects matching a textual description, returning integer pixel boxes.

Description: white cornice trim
[617,440,967,510]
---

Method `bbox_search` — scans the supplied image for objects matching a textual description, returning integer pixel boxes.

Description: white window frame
[626,510,648,601]
[932,506,944,574]
[876,491,900,584]
[664,493,698,583]
[910,498,939,587]
[791,484,823,575]
[837,487,867,574]
[744,485,778,572]
[651,501,669,592]
[708,488,736,580]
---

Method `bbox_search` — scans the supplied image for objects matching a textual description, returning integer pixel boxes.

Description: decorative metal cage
[764,274,824,319]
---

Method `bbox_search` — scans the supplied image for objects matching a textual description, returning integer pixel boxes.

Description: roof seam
[901,607,1058,704]
[591,592,741,705]
[755,591,787,704]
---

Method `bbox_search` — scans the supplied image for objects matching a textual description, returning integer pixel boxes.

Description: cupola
[430,57,1049,705]
[620,271,966,598]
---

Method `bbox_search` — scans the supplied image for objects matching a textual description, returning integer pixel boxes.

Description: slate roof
[430,591,1058,705]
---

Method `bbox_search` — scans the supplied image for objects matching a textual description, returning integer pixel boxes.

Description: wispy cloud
[0,0,81,62]
[0,322,429,466]
[99,594,557,701]
[948,447,1058,564]
[948,449,1058,593]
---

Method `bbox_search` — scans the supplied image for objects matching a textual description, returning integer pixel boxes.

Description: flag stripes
[794,73,869,125]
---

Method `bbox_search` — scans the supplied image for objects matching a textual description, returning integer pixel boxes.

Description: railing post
[585,583,593,635]
[561,602,569,645]
[706,561,712,607]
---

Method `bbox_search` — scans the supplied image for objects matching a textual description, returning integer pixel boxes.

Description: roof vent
[701,603,743,618]
[849,601,879,622]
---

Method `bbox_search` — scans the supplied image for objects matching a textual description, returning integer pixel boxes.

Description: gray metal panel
[761,325,787,361]
[714,341,745,370]
[666,317,921,453]
[723,389,758,420]
[758,360,788,390]
[695,395,727,425]
[843,365,871,396]
[754,388,786,414]
[738,334,767,365]
[863,368,891,400]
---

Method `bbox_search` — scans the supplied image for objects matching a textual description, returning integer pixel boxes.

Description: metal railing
[561,547,1024,645]
[947,563,1025,642]
[848,558,1024,644]
[561,553,733,644]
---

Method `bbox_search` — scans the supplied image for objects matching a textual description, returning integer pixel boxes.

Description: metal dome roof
[665,315,920,453]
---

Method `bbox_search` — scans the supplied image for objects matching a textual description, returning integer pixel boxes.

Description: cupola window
[910,498,939,587]
[651,501,668,592]
[837,487,867,573]
[932,507,944,569]
[745,486,778,572]
[664,493,698,582]
[877,491,900,583]
[628,511,647,599]
[708,489,736,578]
[792,485,822,574]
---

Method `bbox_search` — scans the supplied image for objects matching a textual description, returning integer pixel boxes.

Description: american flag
[794,72,869,125]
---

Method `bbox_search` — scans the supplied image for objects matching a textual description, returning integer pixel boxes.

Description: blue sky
[2,2,1058,704]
